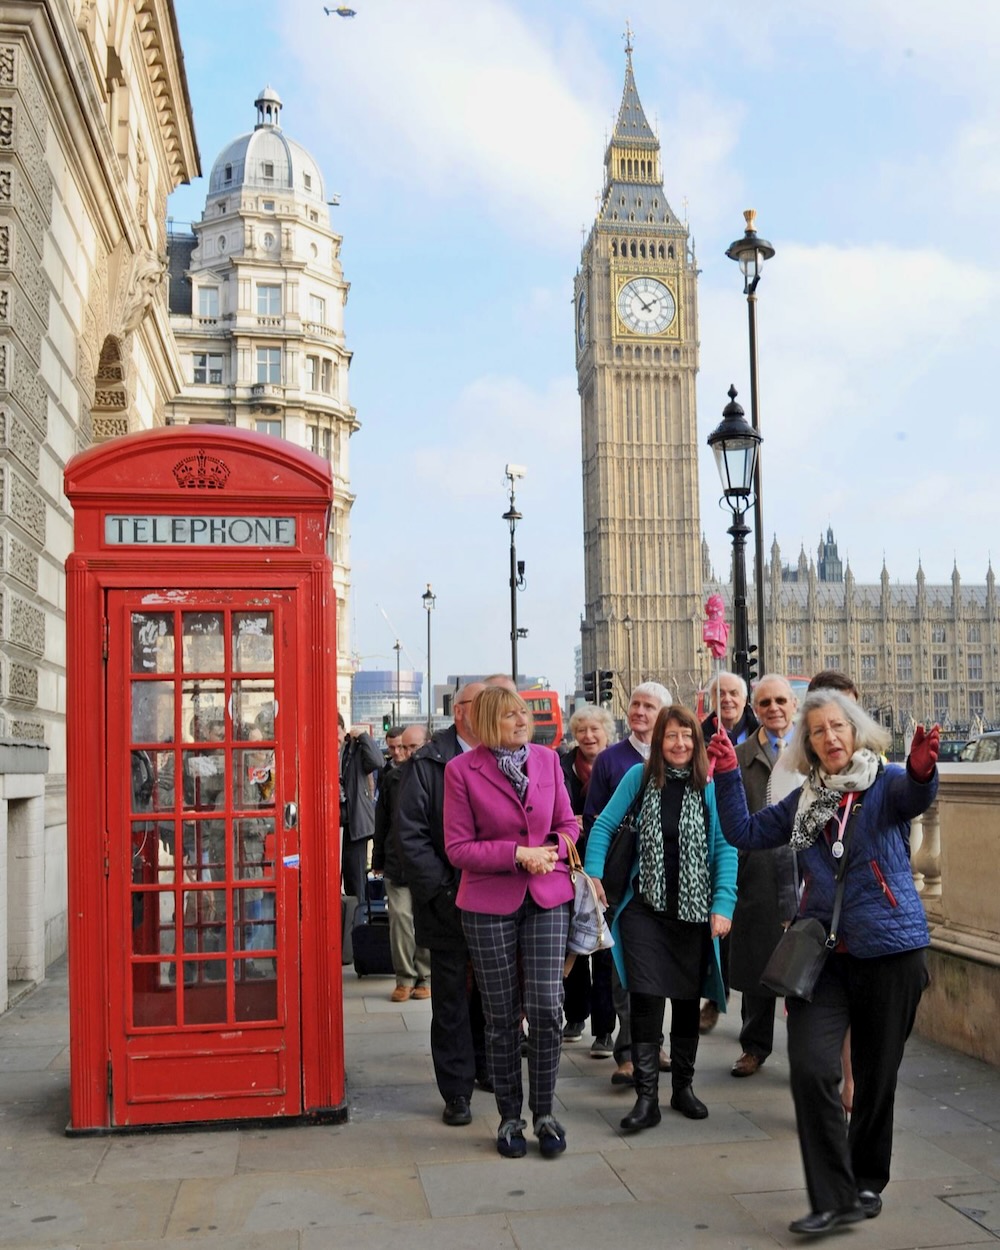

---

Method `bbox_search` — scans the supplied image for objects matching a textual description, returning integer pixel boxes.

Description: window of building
[859,624,875,644]
[198,287,219,318]
[257,284,282,315]
[304,355,318,391]
[262,161,274,180]
[309,211,319,222]
[860,655,877,683]
[896,624,911,644]
[932,654,948,681]
[262,199,275,212]
[786,624,802,645]
[217,201,226,215]
[320,359,333,393]
[307,425,319,455]
[824,655,841,671]
[968,623,981,643]
[193,353,224,385]
[321,427,332,460]
[897,653,913,682]
[304,172,312,191]
[787,655,804,675]
[933,692,949,722]
[969,690,985,719]
[256,347,281,384]
[309,294,326,324]
[224,163,232,182]
[968,653,983,681]
[255,419,282,438]
[931,625,947,644]
[823,625,839,645]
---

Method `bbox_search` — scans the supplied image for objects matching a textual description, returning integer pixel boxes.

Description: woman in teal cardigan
[585,704,737,1132]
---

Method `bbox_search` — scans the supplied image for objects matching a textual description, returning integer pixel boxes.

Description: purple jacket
[444,744,579,915]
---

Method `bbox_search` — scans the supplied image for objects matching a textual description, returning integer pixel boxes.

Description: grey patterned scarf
[493,745,530,802]
[790,748,880,850]
[637,769,711,922]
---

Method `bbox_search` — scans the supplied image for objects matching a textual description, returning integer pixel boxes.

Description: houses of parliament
[576,42,996,737]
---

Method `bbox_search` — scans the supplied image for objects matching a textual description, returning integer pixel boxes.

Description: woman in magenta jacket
[444,686,579,1160]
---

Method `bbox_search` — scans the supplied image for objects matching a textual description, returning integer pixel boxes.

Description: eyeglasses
[663,731,694,743]
[757,696,789,707]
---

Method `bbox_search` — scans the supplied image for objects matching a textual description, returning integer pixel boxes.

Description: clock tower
[575,38,703,701]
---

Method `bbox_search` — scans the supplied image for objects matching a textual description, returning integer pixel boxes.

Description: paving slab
[95,1129,240,1182]
[943,1188,1000,1237]
[302,1212,516,1250]
[0,1177,178,1246]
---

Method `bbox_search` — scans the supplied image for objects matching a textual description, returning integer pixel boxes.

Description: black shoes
[562,1020,585,1043]
[496,1116,528,1158]
[858,1190,882,1218]
[788,1206,865,1236]
[534,1114,567,1157]
[441,1095,472,1126]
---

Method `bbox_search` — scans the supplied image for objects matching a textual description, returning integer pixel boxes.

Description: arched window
[611,240,618,256]
[668,245,675,259]
[630,240,637,257]
[639,242,646,258]
[658,244,665,258]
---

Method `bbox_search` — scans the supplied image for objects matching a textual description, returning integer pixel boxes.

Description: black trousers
[563,946,616,1035]
[341,829,370,904]
[786,948,928,1213]
[740,991,777,1061]
[427,945,486,1102]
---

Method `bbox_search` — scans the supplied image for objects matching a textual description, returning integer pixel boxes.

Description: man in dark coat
[396,682,487,1127]
[339,714,383,902]
[729,674,800,1077]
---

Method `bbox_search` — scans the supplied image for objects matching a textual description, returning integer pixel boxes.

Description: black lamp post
[503,464,527,685]
[726,209,775,673]
[421,584,436,730]
[707,386,763,688]
[623,613,634,700]
[393,639,401,724]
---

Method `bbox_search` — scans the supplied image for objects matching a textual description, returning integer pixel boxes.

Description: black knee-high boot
[620,1042,662,1133]
[669,1035,708,1119]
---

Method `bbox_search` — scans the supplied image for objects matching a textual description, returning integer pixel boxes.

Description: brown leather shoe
[699,1001,720,1034]
[610,1060,634,1087]
[731,1052,763,1078]
[390,985,413,1003]
[411,985,431,1000]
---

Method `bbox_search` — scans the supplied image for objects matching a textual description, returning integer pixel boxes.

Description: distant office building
[351,670,423,729]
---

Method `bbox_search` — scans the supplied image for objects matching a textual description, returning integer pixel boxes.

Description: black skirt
[619,895,711,999]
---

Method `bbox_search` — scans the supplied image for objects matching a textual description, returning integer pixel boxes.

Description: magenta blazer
[444,744,579,915]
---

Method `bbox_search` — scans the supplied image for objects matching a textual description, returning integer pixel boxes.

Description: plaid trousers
[462,896,570,1122]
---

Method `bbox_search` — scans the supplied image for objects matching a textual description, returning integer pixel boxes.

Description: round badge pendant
[831,842,845,859]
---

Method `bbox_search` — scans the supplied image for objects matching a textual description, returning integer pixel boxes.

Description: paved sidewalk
[1,960,998,1249]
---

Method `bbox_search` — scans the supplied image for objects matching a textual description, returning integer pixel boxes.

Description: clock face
[617,277,676,335]
[577,289,588,349]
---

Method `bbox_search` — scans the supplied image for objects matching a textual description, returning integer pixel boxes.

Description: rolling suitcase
[341,893,358,965]
[352,875,393,977]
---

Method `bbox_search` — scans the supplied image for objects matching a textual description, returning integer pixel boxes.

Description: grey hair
[569,703,617,743]
[631,680,671,708]
[751,674,795,708]
[705,671,747,712]
[786,689,890,775]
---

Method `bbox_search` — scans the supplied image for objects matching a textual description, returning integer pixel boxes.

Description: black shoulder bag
[759,807,856,1002]
[601,785,645,911]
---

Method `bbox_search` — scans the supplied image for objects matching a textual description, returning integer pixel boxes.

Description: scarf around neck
[790,748,880,850]
[493,744,530,802]
[637,767,711,921]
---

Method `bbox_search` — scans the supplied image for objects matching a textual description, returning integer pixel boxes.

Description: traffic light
[599,670,614,704]
[746,645,759,684]
[583,670,597,702]
[382,713,391,732]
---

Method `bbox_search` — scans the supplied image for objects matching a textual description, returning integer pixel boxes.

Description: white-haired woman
[560,703,617,1049]
[709,691,940,1237]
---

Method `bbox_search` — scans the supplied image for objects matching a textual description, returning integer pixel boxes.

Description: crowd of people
[340,668,940,1237]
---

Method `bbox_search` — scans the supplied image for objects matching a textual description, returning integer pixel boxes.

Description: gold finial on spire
[624,19,633,57]
[743,208,758,232]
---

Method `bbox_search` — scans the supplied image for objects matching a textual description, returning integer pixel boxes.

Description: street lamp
[707,386,762,688]
[393,639,401,724]
[726,208,775,673]
[421,584,436,730]
[503,464,527,685]
[623,613,634,700]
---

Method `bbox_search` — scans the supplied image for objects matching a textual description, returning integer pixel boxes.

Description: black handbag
[601,786,644,910]
[759,807,856,1002]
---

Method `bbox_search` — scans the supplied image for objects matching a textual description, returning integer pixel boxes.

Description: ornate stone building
[578,45,997,735]
[574,40,703,696]
[165,87,355,722]
[0,0,197,1003]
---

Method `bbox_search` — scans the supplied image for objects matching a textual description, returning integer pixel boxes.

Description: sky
[169,0,1000,699]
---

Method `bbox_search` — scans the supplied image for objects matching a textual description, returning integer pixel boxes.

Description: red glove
[706,728,738,775]
[908,723,940,783]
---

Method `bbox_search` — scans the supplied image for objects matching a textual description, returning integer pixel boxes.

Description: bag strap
[559,832,583,874]
[825,803,859,948]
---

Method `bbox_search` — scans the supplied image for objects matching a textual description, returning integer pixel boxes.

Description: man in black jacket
[396,681,486,1127]
[339,714,383,902]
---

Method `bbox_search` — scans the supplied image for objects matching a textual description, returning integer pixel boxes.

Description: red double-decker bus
[519,689,564,750]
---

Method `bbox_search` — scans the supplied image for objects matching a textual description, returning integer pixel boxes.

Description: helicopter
[323,5,357,15]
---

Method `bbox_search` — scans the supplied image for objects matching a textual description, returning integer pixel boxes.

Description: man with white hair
[584,680,672,1084]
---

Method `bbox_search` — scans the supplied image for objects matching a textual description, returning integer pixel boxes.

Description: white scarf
[790,748,880,850]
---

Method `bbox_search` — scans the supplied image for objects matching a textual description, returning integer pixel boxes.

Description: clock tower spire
[575,37,703,703]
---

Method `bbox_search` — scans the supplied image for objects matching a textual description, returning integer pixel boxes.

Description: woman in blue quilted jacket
[709,690,939,1238]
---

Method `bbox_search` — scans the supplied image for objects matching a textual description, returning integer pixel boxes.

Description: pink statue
[702,594,730,659]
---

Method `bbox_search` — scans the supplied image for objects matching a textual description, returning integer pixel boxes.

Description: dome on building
[207,86,326,203]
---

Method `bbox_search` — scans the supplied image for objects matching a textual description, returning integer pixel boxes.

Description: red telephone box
[64,428,345,1130]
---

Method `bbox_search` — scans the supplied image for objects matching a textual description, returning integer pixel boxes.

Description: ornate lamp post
[503,464,527,685]
[623,613,634,699]
[726,209,775,672]
[421,584,436,730]
[707,386,762,688]
[393,639,401,724]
